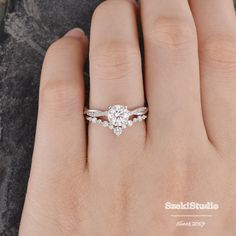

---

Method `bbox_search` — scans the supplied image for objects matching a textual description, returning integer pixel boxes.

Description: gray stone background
[0,0,236,235]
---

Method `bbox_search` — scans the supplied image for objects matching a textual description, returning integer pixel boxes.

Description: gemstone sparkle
[107,105,130,127]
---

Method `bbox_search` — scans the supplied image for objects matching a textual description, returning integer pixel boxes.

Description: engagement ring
[84,105,148,136]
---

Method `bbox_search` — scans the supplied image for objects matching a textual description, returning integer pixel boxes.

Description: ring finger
[88,0,146,171]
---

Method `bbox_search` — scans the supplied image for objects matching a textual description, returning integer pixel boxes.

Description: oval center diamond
[107,105,130,127]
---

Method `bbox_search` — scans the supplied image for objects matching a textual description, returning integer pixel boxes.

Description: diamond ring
[84,105,148,136]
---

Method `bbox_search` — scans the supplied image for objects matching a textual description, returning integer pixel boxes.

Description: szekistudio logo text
[165,202,219,210]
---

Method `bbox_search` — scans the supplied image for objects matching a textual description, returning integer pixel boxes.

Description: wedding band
[84,105,148,136]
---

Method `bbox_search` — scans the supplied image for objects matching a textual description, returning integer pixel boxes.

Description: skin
[19,0,236,235]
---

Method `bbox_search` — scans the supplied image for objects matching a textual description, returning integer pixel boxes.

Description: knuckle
[40,79,82,116]
[90,42,141,80]
[200,35,236,74]
[145,17,196,48]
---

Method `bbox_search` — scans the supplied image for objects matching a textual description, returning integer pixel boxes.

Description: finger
[189,0,236,160]
[31,28,88,182]
[140,0,206,142]
[88,0,145,167]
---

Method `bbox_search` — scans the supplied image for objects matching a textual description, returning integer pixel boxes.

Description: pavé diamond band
[84,105,148,136]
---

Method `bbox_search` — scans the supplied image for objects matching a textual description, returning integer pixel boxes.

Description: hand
[19,0,236,235]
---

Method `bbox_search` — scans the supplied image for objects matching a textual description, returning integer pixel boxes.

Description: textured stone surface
[0,0,236,235]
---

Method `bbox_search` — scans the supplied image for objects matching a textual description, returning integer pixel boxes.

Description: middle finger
[141,0,207,143]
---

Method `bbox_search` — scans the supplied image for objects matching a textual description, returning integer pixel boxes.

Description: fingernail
[64,28,85,39]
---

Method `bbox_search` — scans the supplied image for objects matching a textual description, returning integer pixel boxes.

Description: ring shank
[84,106,148,118]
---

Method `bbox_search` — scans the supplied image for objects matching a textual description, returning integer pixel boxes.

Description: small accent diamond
[103,121,108,127]
[92,118,97,123]
[138,116,143,121]
[127,120,133,126]
[113,127,123,136]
